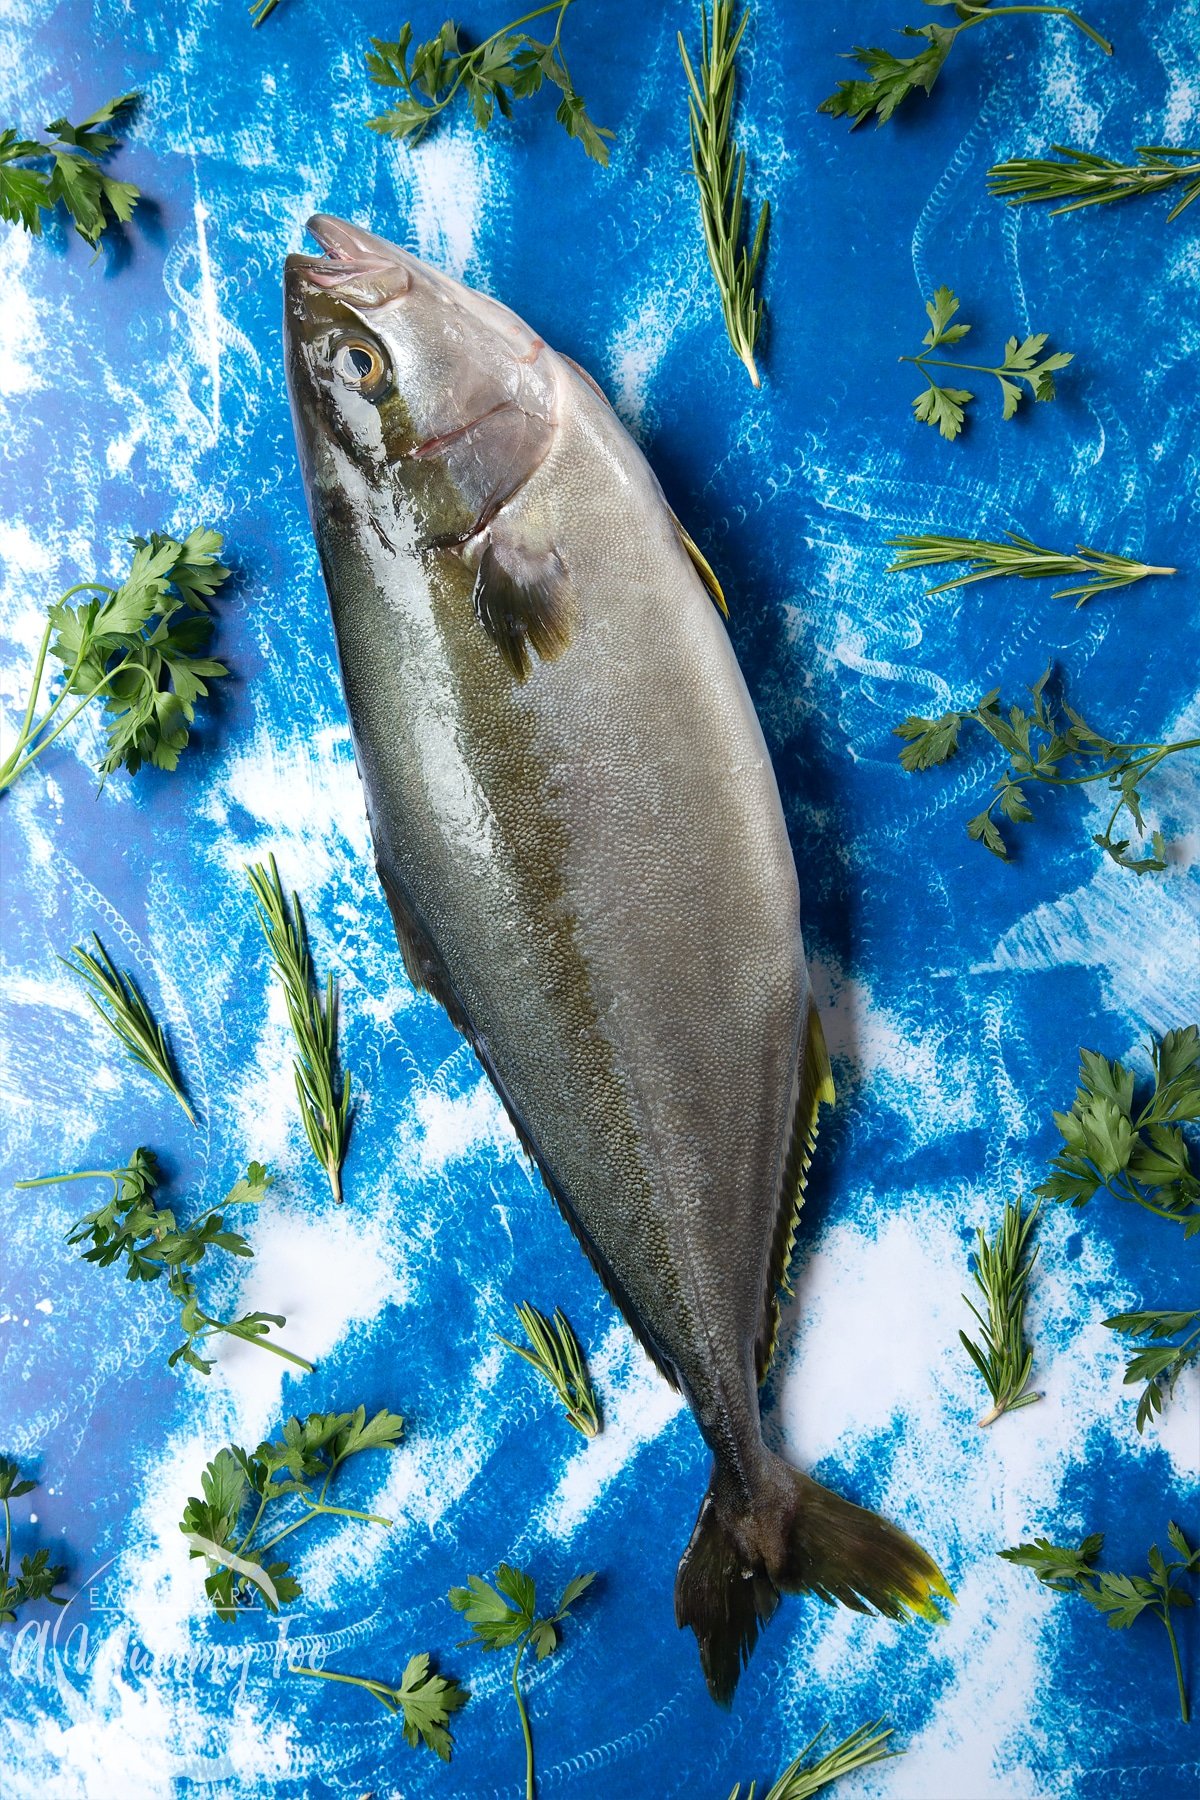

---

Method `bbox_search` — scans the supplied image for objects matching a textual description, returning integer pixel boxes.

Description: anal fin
[755,1002,836,1383]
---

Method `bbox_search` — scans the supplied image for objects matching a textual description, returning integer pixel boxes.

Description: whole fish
[283,215,949,1702]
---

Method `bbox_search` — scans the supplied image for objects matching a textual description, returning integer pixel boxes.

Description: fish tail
[674,1456,952,1705]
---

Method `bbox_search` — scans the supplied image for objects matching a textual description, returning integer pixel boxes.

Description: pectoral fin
[472,532,574,681]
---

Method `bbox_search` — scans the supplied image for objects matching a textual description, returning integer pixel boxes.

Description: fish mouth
[285,213,412,296]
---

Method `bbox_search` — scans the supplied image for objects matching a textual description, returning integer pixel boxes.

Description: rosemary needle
[61,934,195,1124]
[247,856,351,1203]
[496,1302,600,1437]
[679,0,769,387]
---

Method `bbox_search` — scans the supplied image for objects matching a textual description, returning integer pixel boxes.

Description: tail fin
[674,1456,952,1705]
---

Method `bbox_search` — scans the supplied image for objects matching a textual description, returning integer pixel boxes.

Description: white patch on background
[201,722,371,892]
[541,1323,686,1540]
[813,967,982,1147]
[391,126,496,280]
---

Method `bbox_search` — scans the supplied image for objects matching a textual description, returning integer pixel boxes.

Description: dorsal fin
[671,514,728,617]
[754,1003,836,1383]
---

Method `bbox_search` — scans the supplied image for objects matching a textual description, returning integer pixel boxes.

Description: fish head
[283,215,558,551]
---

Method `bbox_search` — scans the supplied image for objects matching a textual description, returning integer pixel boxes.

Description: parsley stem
[203,1315,315,1371]
[952,4,1112,54]
[511,1634,536,1800]
[1164,1605,1189,1722]
[255,1502,393,1559]
[16,1169,123,1189]
[902,353,1023,379]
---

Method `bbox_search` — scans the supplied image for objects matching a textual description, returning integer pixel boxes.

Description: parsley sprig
[496,1302,600,1437]
[17,1151,315,1374]
[960,1197,1042,1426]
[819,3,1111,130]
[366,3,612,165]
[894,669,1199,872]
[294,1654,469,1758]
[1000,1523,1200,1721]
[0,94,139,248]
[0,528,230,796]
[902,286,1072,439]
[247,856,351,1203]
[727,1720,900,1799]
[0,1457,68,1625]
[449,1563,594,1799]
[1103,1308,1200,1433]
[61,934,195,1125]
[1036,1028,1200,1232]
[989,143,1200,221]
[887,531,1174,605]
[678,1,770,388]
[181,1407,403,1620]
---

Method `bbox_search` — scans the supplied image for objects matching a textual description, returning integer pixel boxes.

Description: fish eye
[331,336,388,394]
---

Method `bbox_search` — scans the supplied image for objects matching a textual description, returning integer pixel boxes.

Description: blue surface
[1,2,1198,1796]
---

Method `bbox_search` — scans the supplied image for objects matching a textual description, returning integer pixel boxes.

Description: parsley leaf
[450,1561,594,1792]
[366,3,612,166]
[0,527,231,797]
[16,1155,314,1374]
[1001,1524,1200,1720]
[892,668,1196,871]
[1103,1308,1200,1432]
[901,286,1073,438]
[1036,1027,1200,1233]
[295,1652,470,1758]
[181,1407,402,1621]
[820,5,1111,131]
[0,94,139,248]
[0,1457,69,1625]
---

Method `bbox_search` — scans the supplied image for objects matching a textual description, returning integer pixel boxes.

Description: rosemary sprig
[678,1,769,388]
[247,856,351,1203]
[61,934,195,1125]
[1000,1524,1200,1721]
[1037,1027,1200,1231]
[0,1457,68,1624]
[894,670,1199,873]
[449,1563,594,1800]
[989,144,1200,221]
[959,1198,1042,1426]
[727,1720,900,1799]
[181,1406,402,1619]
[366,3,612,164]
[887,531,1175,605]
[17,1152,314,1375]
[496,1302,600,1437]
[902,285,1072,439]
[294,1655,469,1758]
[820,3,1111,131]
[1103,1308,1200,1433]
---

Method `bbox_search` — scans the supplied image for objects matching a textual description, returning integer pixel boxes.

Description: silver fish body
[284,216,948,1702]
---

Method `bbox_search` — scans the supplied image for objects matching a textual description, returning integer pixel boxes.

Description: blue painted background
[1,1,1198,1795]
